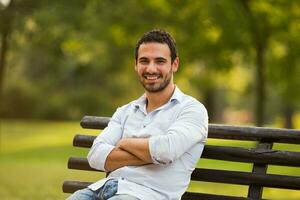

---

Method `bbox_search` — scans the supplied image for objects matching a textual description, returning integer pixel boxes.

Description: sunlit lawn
[0,120,102,200]
[0,120,300,199]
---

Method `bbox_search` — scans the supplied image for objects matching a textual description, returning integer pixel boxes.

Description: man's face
[135,42,179,93]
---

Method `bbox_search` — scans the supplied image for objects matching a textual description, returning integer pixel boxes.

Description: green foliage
[0,0,299,126]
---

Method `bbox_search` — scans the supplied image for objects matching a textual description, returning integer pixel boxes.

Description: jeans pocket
[98,179,118,200]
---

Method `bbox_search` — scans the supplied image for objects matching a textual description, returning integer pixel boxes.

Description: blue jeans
[66,179,139,200]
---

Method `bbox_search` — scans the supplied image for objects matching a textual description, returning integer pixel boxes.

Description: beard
[139,70,172,93]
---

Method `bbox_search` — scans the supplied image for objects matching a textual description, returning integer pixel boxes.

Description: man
[67,29,208,200]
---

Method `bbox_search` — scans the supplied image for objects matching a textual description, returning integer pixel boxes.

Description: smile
[143,74,161,80]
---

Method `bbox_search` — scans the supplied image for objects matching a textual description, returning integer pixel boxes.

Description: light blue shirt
[87,87,208,200]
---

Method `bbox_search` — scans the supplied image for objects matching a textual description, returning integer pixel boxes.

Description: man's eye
[139,60,148,64]
[157,60,165,64]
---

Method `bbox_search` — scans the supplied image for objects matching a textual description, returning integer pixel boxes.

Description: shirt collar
[170,86,184,103]
[133,85,184,109]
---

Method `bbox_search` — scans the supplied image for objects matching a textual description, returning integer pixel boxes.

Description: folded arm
[88,101,208,171]
[104,147,151,172]
[87,106,152,172]
[116,138,152,163]
[115,103,208,166]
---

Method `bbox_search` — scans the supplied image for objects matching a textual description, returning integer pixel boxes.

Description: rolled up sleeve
[149,102,208,165]
[87,108,124,171]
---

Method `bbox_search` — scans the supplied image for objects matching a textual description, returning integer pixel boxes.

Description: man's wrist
[116,138,129,150]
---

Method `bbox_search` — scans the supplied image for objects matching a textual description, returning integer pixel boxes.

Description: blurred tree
[1,0,299,126]
[155,0,238,122]
[0,0,47,117]
[206,0,288,127]
[1,0,100,119]
[239,0,270,127]
[0,0,13,111]
[267,0,300,128]
[206,0,271,126]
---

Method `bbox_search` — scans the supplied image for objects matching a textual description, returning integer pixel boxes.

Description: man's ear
[172,57,179,72]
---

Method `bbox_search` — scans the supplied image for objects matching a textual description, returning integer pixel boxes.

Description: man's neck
[145,83,175,113]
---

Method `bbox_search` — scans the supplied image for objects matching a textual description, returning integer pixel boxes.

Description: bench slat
[63,180,91,193]
[63,180,251,200]
[192,168,300,190]
[80,116,110,129]
[80,116,300,144]
[67,157,300,190]
[182,192,254,200]
[72,136,300,167]
[68,157,101,172]
[203,145,300,167]
[73,134,95,147]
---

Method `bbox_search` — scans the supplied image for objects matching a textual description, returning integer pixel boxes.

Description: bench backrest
[63,116,300,200]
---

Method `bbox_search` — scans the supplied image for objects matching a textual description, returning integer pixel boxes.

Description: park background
[1,0,300,199]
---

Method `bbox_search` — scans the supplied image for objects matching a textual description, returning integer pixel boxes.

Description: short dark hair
[135,29,178,63]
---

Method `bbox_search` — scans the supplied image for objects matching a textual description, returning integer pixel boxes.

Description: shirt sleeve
[149,101,208,165]
[87,107,124,171]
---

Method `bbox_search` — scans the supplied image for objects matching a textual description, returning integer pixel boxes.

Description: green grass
[0,120,103,200]
[0,119,300,199]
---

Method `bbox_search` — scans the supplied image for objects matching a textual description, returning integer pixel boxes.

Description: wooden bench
[63,116,300,200]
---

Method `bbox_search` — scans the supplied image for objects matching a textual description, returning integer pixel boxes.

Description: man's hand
[116,138,153,163]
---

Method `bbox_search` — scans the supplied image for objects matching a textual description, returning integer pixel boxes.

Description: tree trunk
[203,88,224,123]
[283,104,294,129]
[0,1,14,152]
[240,0,269,127]
[204,89,215,122]
[254,44,266,127]
[0,2,13,115]
[0,22,9,109]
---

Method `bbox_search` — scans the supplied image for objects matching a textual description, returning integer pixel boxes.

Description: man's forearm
[104,147,150,172]
[117,138,153,163]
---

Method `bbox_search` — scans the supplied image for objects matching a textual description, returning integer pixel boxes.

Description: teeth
[147,76,157,80]
[144,75,159,80]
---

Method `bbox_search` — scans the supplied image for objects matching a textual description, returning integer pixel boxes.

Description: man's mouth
[143,74,161,80]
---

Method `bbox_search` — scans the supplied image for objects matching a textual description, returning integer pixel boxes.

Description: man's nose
[146,62,157,73]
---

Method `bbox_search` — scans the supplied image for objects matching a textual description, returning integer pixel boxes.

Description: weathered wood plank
[192,168,300,190]
[67,158,300,190]
[63,180,253,199]
[71,137,300,167]
[203,145,300,167]
[73,134,95,147]
[80,116,110,129]
[182,192,254,200]
[80,116,300,144]
[63,180,90,193]
[68,157,102,172]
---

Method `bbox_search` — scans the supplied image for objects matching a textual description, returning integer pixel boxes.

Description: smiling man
[67,29,208,200]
